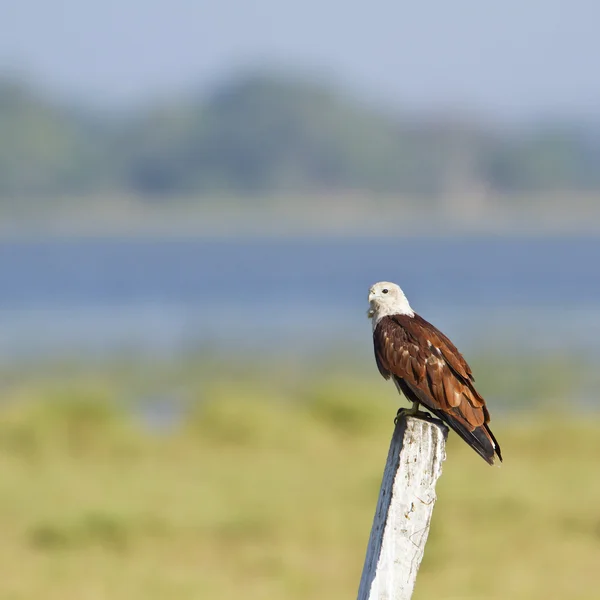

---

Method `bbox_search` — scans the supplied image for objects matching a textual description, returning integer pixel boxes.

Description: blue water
[0,235,598,360]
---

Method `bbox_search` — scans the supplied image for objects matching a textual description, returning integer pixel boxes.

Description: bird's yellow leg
[394,402,432,424]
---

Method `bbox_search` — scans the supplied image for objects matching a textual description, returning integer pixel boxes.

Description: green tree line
[2,73,600,198]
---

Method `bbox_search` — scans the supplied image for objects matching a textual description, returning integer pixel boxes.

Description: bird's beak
[367,291,375,318]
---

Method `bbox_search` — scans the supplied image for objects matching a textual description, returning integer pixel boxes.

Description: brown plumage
[373,313,502,465]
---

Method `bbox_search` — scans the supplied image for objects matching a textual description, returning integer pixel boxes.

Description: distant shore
[1,192,600,238]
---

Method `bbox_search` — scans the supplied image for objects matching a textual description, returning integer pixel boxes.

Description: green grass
[0,367,598,598]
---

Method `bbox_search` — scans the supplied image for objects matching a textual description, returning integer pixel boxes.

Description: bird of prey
[368,281,502,465]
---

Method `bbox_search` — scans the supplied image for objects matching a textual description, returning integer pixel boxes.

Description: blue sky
[1,0,599,117]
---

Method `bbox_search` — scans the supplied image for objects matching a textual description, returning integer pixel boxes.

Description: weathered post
[357,414,448,600]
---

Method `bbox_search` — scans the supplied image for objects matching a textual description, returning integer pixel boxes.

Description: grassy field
[0,367,598,599]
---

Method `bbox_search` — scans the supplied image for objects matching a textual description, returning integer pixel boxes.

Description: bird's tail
[430,408,502,465]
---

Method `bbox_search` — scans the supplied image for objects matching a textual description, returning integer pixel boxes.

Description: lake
[0,234,598,361]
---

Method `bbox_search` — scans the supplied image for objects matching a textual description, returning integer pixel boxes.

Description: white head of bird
[367,281,414,326]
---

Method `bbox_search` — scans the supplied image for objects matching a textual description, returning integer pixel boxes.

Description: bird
[368,281,502,465]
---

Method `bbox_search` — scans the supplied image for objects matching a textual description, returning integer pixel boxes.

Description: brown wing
[373,314,502,464]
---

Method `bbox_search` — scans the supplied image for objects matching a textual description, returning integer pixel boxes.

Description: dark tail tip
[486,423,503,463]
[471,423,502,465]
[431,408,501,465]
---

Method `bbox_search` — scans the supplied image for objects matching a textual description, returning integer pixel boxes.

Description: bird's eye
[382,288,389,294]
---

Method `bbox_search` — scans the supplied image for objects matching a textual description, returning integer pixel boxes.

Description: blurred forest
[4,71,600,201]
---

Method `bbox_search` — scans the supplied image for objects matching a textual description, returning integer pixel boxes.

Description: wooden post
[357,415,448,600]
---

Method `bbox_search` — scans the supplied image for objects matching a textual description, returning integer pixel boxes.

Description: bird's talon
[395,406,432,423]
[394,407,408,424]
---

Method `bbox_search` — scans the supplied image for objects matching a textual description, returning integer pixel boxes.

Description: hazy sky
[1,0,599,117]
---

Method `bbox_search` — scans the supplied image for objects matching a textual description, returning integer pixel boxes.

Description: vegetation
[0,361,598,599]
[3,72,600,199]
